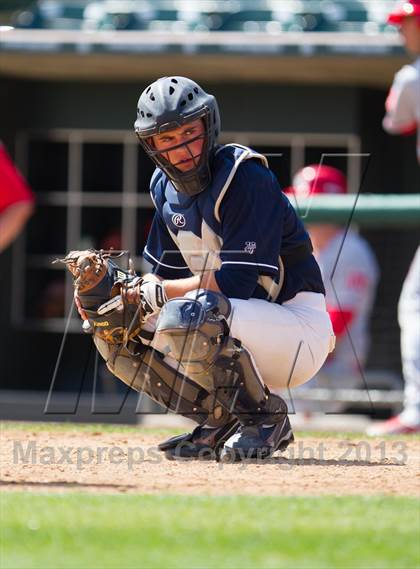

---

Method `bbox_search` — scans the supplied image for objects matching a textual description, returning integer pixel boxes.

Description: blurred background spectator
[0,141,35,254]
[286,164,379,412]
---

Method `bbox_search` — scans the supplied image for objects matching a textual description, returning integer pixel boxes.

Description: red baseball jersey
[0,142,34,213]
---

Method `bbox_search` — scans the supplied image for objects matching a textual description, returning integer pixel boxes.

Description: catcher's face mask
[134,76,221,197]
[149,118,206,174]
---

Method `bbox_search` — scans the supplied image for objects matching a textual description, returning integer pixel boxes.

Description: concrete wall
[1,79,358,132]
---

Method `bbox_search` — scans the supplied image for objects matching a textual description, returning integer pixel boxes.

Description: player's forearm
[163,271,221,299]
[0,201,34,253]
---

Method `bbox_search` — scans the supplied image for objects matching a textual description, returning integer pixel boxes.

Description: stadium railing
[290,193,420,226]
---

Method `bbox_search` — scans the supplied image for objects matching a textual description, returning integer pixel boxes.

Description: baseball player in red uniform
[287,165,379,412]
[383,0,420,162]
[0,141,34,253]
[368,0,420,434]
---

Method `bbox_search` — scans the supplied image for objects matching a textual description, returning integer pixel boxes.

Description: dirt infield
[1,427,419,496]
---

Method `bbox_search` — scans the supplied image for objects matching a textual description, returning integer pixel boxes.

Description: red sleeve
[0,145,34,213]
[327,307,355,339]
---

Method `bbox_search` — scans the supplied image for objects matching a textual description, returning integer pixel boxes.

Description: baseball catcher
[62,76,335,462]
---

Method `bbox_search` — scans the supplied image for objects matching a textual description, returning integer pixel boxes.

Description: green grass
[1,494,419,569]
[2,420,419,440]
[0,420,179,437]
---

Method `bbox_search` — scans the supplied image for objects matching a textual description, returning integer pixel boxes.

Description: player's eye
[158,137,173,145]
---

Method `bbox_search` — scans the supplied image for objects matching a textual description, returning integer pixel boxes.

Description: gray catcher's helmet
[134,76,221,196]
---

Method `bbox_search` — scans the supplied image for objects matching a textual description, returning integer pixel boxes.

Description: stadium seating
[12,1,86,29]
[9,0,400,33]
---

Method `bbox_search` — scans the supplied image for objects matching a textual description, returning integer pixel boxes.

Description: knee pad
[155,290,231,377]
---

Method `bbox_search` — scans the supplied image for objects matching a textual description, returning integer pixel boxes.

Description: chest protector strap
[214,144,268,223]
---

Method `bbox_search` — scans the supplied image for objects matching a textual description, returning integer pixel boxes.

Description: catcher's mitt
[54,249,143,345]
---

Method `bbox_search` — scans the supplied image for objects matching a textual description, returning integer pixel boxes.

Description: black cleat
[158,419,240,461]
[219,416,294,462]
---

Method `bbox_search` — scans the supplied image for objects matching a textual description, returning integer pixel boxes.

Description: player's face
[151,119,205,172]
[399,16,420,54]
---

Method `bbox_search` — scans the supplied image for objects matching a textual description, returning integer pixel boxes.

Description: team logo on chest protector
[171,213,186,228]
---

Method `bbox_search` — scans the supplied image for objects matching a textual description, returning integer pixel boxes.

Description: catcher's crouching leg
[155,290,294,462]
[94,337,239,460]
[56,249,238,458]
